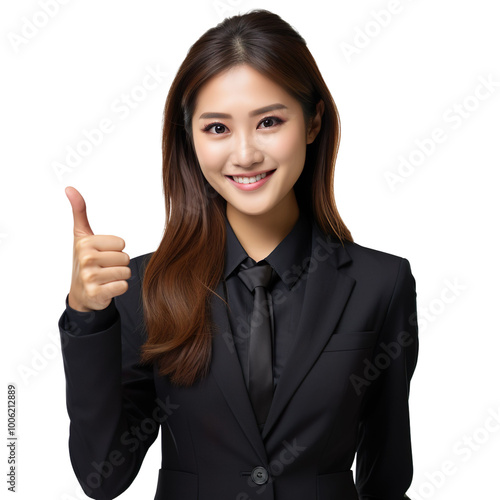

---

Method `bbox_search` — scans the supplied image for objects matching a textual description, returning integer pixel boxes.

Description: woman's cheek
[196,142,221,175]
[269,129,306,165]
[204,141,228,170]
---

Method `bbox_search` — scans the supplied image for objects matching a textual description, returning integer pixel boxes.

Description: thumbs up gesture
[65,186,131,312]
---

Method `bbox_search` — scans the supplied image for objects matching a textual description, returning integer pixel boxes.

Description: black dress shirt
[222,211,312,388]
[63,211,313,388]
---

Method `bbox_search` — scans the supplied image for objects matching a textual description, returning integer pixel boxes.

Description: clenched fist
[65,186,131,312]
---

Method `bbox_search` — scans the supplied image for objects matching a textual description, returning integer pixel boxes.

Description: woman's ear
[306,99,325,144]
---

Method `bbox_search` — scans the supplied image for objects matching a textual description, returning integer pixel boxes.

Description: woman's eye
[258,117,283,128]
[203,123,227,134]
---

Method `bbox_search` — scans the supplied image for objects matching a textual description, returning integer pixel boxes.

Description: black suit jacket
[58,222,418,500]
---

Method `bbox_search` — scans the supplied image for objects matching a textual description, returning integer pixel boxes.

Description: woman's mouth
[225,169,276,191]
[231,171,269,184]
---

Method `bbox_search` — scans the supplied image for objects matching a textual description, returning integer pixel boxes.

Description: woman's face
[191,64,321,221]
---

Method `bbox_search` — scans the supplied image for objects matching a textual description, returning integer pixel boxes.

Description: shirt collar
[224,218,249,279]
[224,211,312,290]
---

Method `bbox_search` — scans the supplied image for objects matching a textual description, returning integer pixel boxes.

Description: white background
[1,1,499,499]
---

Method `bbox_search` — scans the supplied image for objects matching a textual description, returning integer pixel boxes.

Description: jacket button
[251,466,269,485]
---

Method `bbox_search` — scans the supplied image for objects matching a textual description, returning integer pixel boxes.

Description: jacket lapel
[209,223,355,453]
[262,224,355,439]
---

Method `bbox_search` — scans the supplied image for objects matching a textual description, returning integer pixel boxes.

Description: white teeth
[232,172,267,184]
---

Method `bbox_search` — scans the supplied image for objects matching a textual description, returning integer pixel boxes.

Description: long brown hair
[140,9,353,385]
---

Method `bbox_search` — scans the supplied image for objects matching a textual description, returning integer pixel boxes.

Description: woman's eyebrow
[198,103,288,120]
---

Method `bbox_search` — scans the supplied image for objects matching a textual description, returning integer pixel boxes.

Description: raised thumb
[65,186,94,237]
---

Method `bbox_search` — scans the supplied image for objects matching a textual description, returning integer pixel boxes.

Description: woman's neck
[226,192,300,262]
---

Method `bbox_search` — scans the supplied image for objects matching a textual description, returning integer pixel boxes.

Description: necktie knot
[237,261,274,293]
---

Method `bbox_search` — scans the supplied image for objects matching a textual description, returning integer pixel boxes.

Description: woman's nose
[230,132,264,169]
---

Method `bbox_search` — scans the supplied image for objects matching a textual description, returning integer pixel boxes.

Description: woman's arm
[355,257,419,500]
[59,255,159,500]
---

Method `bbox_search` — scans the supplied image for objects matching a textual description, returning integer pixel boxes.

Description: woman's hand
[65,186,131,312]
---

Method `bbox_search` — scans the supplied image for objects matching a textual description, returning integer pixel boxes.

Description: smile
[225,169,276,191]
[232,172,268,184]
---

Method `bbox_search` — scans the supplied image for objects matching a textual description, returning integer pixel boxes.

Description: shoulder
[312,220,415,292]
[312,222,412,275]
[340,239,416,294]
[130,251,155,281]
[343,240,409,269]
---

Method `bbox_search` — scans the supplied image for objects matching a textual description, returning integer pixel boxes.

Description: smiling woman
[192,64,324,254]
[59,8,418,500]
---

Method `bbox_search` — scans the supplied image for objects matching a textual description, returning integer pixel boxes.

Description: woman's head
[191,63,324,224]
[142,10,352,385]
[162,9,351,241]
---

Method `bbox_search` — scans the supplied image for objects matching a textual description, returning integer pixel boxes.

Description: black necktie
[237,260,275,430]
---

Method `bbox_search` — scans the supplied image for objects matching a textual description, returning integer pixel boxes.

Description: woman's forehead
[194,65,298,115]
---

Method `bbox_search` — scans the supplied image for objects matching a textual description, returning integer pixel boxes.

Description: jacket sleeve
[58,255,159,500]
[63,292,119,337]
[355,257,419,500]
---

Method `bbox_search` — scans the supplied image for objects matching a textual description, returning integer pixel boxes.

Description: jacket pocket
[322,330,377,352]
[154,468,198,500]
[317,470,359,499]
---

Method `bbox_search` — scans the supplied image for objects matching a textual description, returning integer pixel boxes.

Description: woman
[60,9,418,500]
